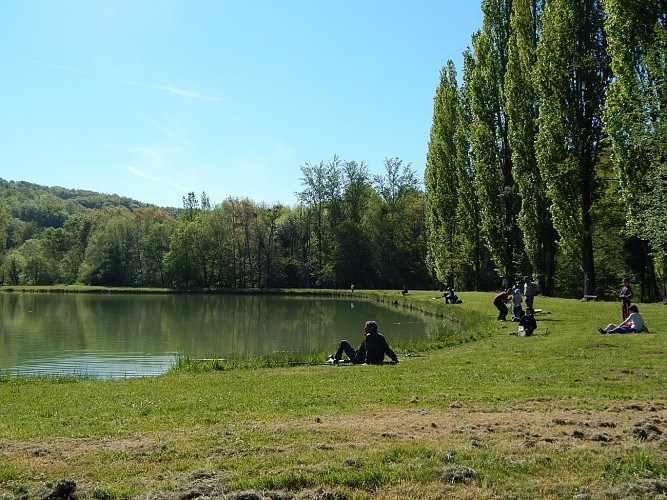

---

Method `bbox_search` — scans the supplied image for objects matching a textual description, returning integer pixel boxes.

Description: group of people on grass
[330,277,648,366]
[493,276,540,336]
[490,275,647,337]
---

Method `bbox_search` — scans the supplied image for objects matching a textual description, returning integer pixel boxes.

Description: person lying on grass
[328,320,399,365]
[598,305,645,334]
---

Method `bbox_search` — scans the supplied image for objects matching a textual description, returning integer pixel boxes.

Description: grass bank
[0,289,666,499]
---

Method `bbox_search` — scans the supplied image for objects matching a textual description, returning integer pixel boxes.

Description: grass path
[0,289,665,499]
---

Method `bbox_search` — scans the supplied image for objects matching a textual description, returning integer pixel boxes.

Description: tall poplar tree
[535,0,610,296]
[456,61,486,290]
[505,0,557,294]
[603,0,667,301]
[466,0,521,286]
[425,60,462,286]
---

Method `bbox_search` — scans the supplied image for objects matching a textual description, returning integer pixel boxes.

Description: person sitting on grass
[328,320,399,365]
[445,287,461,304]
[518,307,537,336]
[598,305,645,334]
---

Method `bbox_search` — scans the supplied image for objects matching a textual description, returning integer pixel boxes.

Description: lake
[0,293,437,378]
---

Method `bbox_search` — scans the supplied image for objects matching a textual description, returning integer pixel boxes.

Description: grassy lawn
[0,289,666,499]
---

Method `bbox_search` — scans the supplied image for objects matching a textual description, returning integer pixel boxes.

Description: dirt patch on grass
[586,342,622,348]
[303,401,667,450]
[2,401,666,499]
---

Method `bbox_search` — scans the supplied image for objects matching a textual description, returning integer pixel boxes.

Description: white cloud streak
[125,145,194,193]
[32,60,225,102]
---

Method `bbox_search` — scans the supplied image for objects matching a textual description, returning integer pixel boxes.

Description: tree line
[425,0,666,302]
[0,158,432,291]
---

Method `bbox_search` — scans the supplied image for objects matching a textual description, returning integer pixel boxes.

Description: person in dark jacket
[329,320,399,365]
[619,277,633,321]
[445,287,460,304]
[518,307,537,336]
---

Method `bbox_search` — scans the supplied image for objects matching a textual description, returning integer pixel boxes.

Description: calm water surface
[0,293,438,378]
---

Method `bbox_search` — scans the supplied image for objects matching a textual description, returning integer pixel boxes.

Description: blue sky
[1,1,482,208]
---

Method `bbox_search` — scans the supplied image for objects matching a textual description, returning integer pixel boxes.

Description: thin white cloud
[154,85,225,102]
[32,60,94,77]
[126,149,193,194]
[32,59,225,102]
[127,164,189,192]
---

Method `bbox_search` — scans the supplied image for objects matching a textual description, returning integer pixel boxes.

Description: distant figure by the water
[445,287,461,304]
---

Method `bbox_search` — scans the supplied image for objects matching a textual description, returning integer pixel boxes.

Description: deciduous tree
[535,0,610,296]
[505,0,557,294]
[604,0,667,300]
[425,60,462,287]
[466,0,521,286]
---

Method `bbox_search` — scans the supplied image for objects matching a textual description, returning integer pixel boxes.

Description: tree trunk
[581,173,596,296]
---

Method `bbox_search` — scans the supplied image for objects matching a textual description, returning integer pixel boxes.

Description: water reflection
[0,293,435,378]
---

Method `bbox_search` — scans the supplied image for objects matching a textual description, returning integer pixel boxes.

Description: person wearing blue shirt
[511,281,524,321]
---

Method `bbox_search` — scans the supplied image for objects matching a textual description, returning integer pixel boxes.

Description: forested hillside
[0,158,437,291]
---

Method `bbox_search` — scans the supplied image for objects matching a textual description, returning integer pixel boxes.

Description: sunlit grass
[1,288,666,498]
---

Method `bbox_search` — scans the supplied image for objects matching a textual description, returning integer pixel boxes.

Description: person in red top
[493,289,512,321]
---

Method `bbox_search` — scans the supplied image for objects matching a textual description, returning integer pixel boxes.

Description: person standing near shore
[511,280,523,320]
[619,278,633,321]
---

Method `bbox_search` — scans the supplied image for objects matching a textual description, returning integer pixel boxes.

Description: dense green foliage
[0,159,431,290]
[467,0,523,289]
[426,0,666,301]
[506,0,558,296]
[603,0,667,301]
[536,0,610,297]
